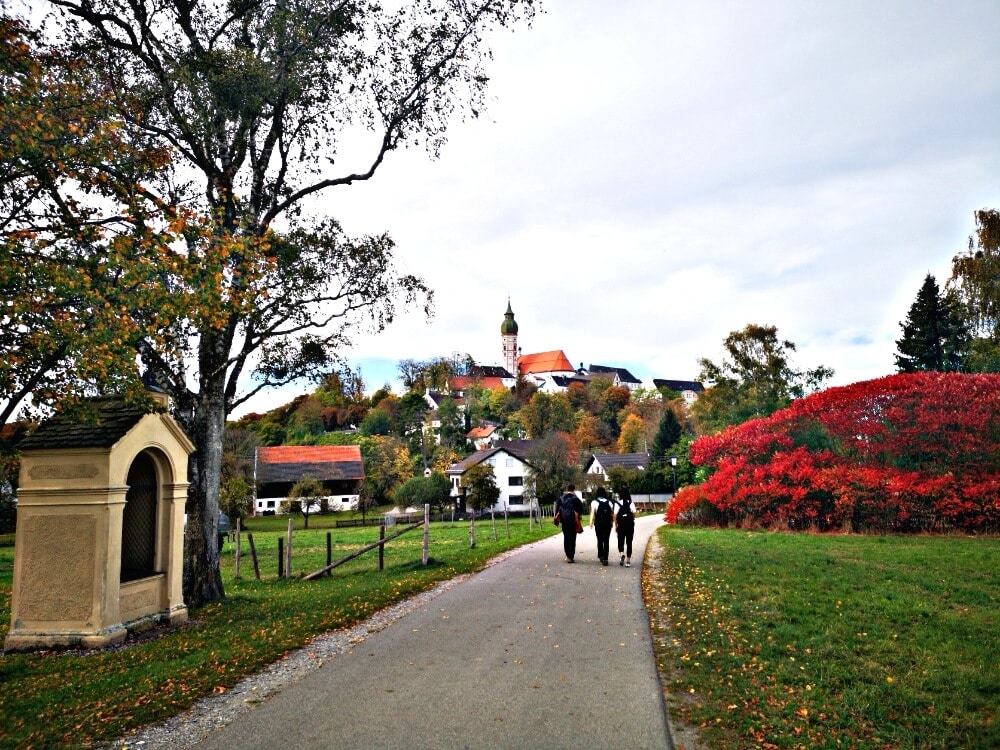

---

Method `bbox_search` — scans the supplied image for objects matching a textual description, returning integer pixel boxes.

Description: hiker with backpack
[614,488,638,567]
[555,483,585,563]
[588,486,615,566]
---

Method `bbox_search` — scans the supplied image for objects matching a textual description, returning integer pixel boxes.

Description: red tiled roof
[449,375,471,391]
[467,425,497,439]
[517,350,574,375]
[257,445,361,464]
[256,445,364,484]
[450,375,509,391]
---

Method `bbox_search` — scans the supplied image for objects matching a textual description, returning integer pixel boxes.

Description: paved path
[192,514,675,750]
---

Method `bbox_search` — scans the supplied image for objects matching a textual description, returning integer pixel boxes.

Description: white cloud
[230,0,1000,418]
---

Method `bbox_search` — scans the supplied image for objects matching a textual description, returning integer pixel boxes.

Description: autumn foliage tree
[948,208,1000,372]
[668,373,1000,533]
[693,323,833,434]
[0,17,189,426]
[461,462,500,514]
[524,431,579,506]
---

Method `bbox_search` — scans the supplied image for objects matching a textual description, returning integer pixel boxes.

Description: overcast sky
[235,0,1000,417]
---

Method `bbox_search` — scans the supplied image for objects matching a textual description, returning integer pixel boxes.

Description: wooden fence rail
[302,522,421,580]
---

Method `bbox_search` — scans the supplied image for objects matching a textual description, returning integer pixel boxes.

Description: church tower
[500,300,519,376]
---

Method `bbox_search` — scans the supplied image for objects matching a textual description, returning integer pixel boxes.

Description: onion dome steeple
[500,300,518,336]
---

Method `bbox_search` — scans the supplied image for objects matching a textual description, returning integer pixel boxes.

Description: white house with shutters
[445,444,538,514]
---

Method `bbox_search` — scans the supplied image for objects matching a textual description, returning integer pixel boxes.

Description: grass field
[643,527,999,750]
[0,513,558,749]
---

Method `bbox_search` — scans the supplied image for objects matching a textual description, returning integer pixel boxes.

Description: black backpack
[594,497,613,527]
[616,499,634,528]
[559,493,578,517]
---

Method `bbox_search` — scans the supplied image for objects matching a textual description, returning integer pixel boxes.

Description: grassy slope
[644,528,999,750]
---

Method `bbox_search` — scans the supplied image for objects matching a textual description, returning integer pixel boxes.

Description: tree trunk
[183,333,229,606]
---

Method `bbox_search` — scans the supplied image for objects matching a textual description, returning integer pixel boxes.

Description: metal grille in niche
[121,452,157,582]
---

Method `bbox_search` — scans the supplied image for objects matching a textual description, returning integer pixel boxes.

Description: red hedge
[669,373,1000,532]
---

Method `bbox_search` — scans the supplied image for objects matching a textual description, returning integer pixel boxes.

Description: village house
[445,441,538,514]
[254,445,364,514]
[466,423,501,451]
[652,379,705,405]
[585,364,644,391]
[584,452,650,485]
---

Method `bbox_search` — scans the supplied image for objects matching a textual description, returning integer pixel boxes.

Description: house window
[506,458,514,467]
[267,500,275,508]
[509,495,522,504]
[508,476,523,487]
[487,458,496,467]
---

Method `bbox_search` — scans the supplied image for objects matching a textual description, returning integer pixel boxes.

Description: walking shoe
[625,561,631,567]
[619,555,625,566]
[566,557,574,563]
[602,559,608,566]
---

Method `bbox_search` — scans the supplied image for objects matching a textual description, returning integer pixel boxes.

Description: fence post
[378,523,385,571]
[423,504,429,566]
[247,532,260,580]
[469,513,476,549]
[326,532,332,574]
[277,537,284,579]
[234,517,242,580]
[285,518,293,579]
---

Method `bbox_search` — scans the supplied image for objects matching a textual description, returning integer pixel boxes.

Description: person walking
[614,488,638,567]
[589,486,614,565]
[555,483,584,563]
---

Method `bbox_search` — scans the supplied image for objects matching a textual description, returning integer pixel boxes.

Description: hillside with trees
[228,357,699,512]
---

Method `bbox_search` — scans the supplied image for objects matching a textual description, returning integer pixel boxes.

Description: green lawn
[0,513,558,749]
[644,528,999,750]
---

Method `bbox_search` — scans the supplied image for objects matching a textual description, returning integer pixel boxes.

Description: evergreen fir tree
[651,408,682,464]
[895,274,970,372]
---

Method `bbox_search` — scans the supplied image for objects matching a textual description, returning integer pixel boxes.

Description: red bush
[665,485,717,525]
[686,373,1000,533]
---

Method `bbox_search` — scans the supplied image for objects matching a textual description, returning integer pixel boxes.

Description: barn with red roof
[254,445,364,514]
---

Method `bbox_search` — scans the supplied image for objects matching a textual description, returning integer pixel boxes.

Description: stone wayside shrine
[4,391,194,651]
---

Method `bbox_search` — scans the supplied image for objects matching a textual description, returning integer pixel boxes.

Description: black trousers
[617,525,634,558]
[561,522,578,559]
[595,524,612,561]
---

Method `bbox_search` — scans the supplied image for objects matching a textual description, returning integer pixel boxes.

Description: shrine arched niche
[121,451,159,582]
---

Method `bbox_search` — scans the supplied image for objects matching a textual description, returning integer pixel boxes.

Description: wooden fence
[229,507,433,582]
[228,503,563,582]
